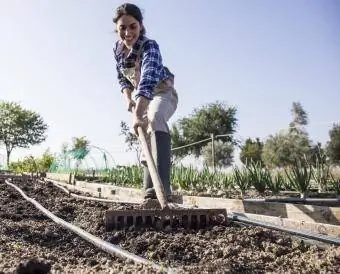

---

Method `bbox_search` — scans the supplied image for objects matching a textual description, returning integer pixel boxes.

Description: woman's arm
[136,40,164,100]
[116,63,134,94]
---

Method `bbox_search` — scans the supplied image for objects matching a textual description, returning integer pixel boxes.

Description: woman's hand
[132,115,146,136]
[123,88,135,112]
[125,98,136,112]
[132,96,150,135]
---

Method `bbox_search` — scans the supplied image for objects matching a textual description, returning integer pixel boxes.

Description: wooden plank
[183,196,340,225]
[243,213,340,238]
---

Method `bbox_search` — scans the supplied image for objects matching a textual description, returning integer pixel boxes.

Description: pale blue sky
[0,0,339,167]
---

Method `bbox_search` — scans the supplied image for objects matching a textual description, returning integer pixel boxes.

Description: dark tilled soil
[0,180,159,274]
[1,178,340,274]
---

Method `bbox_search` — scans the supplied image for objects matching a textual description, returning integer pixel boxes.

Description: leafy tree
[262,130,311,168]
[326,123,340,165]
[262,102,312,168]
[37,148,55,173]
[23,156,38,176]
[170,124,187,162]
[202,140,234,169]
[308,142,327,167]
[289,101,308,133]
[171,101,238,162]
[61,142,69,155]
[240,137,264,166]
[8,149,55,175]
[120,121,141,165]
[8,156,37,176]
[0,101,48,166]
[70,136,90,173]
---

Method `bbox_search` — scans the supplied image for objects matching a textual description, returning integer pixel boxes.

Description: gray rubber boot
[150,131,172,200]
[142,164,156,199]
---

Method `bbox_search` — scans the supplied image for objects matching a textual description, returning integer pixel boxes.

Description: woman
[113,3,178,202]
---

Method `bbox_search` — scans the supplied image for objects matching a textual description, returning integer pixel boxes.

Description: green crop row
[88,160,340,199]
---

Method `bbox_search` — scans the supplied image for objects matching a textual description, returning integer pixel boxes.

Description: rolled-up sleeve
[136,40,163,100]
[116,63,133,92]
[113,44,133,93]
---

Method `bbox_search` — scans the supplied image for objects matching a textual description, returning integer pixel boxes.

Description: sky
[0,0,339,168]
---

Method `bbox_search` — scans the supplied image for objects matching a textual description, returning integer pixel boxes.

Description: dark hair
[113,3,145,35]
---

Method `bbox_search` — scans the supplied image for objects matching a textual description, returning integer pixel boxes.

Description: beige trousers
[135,88,178,164]
[146,88,178,134]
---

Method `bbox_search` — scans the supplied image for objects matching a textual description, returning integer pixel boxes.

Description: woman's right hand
[123,89,135,112]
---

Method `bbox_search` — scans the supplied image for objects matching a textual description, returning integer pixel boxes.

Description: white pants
[146,88,178,133]
[136,88,178,164]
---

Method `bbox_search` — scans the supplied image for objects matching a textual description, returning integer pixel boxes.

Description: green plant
[103,166,142,188]
[284,159,312,199]
[329,173,340,196]
[171,165,199,191]
[232,166,251,198]
[215,172,234,191]
[311,156,330,193]
[246,162,268,195]
[200,165,217,193]
[267,171,284,196]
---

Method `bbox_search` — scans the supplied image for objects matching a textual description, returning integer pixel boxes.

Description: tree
[262,130,311,168]
[308,142,327,167]
[261,102,312,168]
[8,150,55,176]
[0,101,48,166]
[171,101,238,162]
[70,136,90,173]
[120,121,141,165]
[37,148,55,173]
[240,137,264,166]
[326,123,340,165]
[289,101,308,133]
[170,124,187,162]
[202,140,234,169]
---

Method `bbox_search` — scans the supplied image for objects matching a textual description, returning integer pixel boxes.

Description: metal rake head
[105,208,227,230]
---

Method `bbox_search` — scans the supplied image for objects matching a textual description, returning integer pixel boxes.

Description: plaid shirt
[114,36,172,100]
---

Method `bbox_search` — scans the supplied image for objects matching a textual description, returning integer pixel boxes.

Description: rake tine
[105,208,227,231]
[188,214,192,228]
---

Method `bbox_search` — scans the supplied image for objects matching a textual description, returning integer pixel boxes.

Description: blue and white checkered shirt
[114,36,173,100]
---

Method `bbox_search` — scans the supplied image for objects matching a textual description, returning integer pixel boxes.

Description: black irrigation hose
[228,214,340,246]
[4,179,176,274]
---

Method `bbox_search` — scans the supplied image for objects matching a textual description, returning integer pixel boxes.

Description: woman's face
[116,15,142,48]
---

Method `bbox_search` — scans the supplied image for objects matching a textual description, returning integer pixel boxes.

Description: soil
[1,178,340,274]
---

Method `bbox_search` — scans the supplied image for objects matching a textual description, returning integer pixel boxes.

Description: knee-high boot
[142,164,156,199]
[150,131,172,200]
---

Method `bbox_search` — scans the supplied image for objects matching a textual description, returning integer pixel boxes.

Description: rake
[105,125,227,230]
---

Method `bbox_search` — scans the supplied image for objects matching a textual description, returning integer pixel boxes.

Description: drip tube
[5,179,176,274]
[228,213,340,246]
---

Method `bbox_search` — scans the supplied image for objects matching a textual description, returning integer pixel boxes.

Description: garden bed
[45,173,340,238]
[1,177,340,273]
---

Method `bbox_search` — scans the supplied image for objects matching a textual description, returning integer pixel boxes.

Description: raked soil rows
[1,178,339,273]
